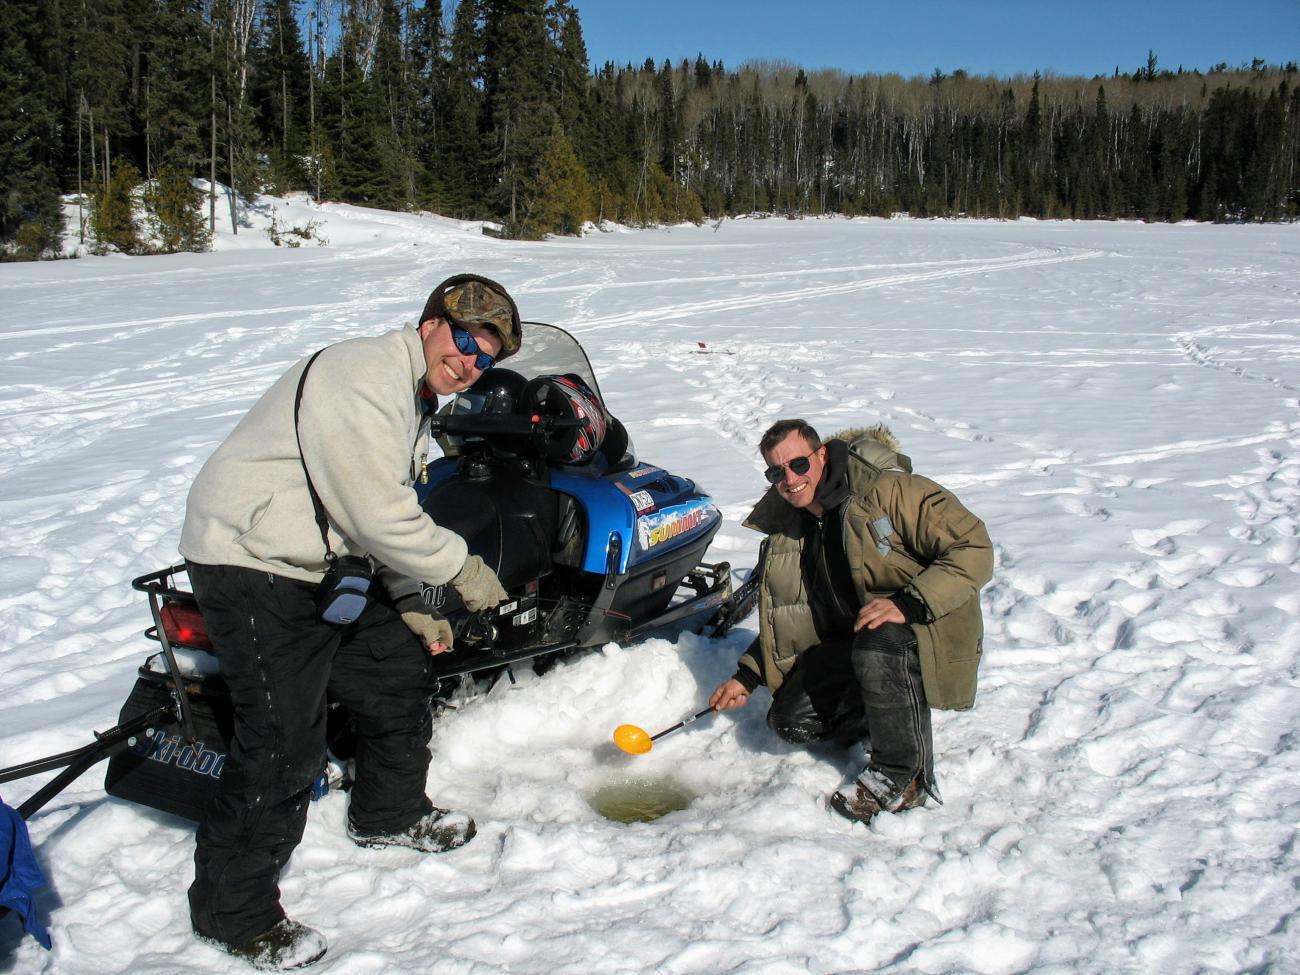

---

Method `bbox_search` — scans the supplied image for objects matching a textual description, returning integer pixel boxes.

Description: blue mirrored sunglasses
[449,322,496,371]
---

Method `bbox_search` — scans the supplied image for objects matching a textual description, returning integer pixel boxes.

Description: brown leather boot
[347,806,476,853]
[829,770,926,825]
[198,918,327,971]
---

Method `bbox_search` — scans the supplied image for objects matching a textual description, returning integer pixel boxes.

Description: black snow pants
[766,622,934,791]
[186,562,437,947]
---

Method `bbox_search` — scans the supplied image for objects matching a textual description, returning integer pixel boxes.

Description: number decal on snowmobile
[629,490,655,513]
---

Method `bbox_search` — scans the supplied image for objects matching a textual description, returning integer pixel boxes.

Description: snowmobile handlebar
[428,412,586,440]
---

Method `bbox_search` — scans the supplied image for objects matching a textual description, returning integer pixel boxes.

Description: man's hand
[855,597,905,632]
[398,604,455,655]
[450,555,508,612]
[376,564,455,654]
[709,678,750,711]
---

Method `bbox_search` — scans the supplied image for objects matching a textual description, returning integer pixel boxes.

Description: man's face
[763,431,827,511]
[419,318,504,395]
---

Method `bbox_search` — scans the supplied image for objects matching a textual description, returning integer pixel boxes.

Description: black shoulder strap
[293,350,335,564]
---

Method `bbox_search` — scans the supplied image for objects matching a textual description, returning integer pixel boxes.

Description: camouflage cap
[420,274,522,359]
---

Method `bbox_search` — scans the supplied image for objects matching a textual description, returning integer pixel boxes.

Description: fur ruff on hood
[833,423,911,476]
[830,423,900,451]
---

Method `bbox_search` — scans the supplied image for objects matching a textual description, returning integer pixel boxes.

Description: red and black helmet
[523,373,610,465]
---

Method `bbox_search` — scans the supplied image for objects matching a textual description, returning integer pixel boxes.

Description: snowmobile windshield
[506,323,604,400]
[439,321,633,467]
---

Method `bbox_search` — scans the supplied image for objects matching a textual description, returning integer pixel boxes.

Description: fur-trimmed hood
[832,423,911,476]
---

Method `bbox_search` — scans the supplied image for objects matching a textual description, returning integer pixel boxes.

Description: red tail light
[160,603,213,650]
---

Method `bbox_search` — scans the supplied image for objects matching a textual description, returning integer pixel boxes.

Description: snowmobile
[0,323,759,825]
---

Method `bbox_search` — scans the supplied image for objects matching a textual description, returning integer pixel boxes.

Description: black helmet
[451,368,528,417]
[523,373,609,464]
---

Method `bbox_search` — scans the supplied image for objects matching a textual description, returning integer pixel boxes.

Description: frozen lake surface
[2,204,1298,973]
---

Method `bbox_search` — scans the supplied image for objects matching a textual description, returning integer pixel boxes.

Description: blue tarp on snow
[0,794,52,950]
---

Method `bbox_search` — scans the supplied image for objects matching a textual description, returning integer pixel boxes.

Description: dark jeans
[767,623,934,790]
[186,562,437,947]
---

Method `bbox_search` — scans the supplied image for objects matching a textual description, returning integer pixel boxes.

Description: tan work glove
[450,555,508,612]
[376,563,456,654]
[398,605,455,655]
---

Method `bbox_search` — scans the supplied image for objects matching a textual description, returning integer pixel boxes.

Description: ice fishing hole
[588,777,694,824]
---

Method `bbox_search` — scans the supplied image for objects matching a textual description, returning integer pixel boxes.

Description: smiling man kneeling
[709,419,993,824]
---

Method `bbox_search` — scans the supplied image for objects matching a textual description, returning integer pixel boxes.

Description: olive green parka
[737,426,993,711]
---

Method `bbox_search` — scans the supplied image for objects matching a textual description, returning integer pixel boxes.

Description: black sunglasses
[764,453,816,484]
[449,323,496,371]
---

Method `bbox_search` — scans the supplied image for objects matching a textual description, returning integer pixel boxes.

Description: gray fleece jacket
[179,326,468,586]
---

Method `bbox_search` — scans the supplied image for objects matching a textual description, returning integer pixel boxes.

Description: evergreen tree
[251,0,313,191]
[436,0,485,216]
[547,0,591,149]
[409,0,446,207]
[521,119,596,236]
[481,0,554,234]
[324,2,374,202]
[211,0,265,203]
[144,162,212,251]
[1021,76,1046,216]
[654,59,682,180]
[144,0,211,176]
[367,0,418,208]
[65,0,137,191]
[91,160,145,253]
[0,0,63,254]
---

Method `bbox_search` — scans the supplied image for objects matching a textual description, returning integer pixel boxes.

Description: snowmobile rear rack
[0,703,178,821]
[132,564,205,744]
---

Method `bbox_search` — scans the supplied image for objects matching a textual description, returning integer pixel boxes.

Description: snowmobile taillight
[160,603,213,650]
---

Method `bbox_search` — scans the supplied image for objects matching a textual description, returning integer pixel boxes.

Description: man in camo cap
[180,274,522,969]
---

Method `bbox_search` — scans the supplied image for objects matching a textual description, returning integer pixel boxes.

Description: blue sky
[571,0,1300,78]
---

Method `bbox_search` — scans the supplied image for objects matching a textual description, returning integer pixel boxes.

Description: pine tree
[212,0,264,204]
[251,0,313,191]
[438,0,486,216]
[409,0,446,207]
[366,0,418,209]
[66,0,136,191]
[144,0,211,176]
[547,0,591,149]
[481,0,554,234]
[521,119,596,236]
[1021,76,1045,216]
[91,160,145,253]
[144,163,212,252]
[0,0,63,254]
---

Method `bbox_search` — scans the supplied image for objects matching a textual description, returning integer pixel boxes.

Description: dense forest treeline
[3,0,1298,259]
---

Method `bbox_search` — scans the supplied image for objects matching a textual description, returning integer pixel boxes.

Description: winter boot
[347,806,476,853]
[198,918,327,971]
[829,769,926,825]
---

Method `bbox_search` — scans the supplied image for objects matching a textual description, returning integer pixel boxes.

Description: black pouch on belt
[315,554,374,625]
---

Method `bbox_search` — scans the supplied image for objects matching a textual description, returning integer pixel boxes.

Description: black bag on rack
[103,668,234,823]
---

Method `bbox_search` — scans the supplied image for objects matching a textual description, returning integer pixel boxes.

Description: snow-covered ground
[2,201,1299,973]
